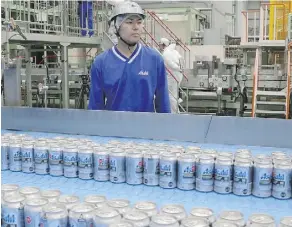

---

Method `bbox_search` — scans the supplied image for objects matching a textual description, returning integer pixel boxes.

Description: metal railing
[286,41,291,119]
[141,28,189,113]
[251,48,259,117]
[145,11,191,69]
[1,0,109,38]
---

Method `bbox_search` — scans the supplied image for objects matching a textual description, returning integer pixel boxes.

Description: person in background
[78,0,94,37]
[88,1,170,113]
[160,38,184,113]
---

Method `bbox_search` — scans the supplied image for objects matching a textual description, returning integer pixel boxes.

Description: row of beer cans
[2,184,291,227]
[1,133,292,199]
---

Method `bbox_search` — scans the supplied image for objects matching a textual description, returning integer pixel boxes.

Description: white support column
[25,46,32,107]
[61,42,70,109]
[259,6,264,42]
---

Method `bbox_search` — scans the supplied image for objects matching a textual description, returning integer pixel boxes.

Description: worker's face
[119,15,144,45]
[159,44,166,52]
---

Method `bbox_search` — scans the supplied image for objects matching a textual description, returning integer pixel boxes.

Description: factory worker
[161,39,184,113]
[78,0,94,37]
[159,37,170,53]
[88,1,171,113]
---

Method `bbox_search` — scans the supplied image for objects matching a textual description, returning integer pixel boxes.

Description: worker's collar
[112,43,141,64]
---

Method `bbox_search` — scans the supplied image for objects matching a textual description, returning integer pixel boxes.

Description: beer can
[63,145,78,178]
[21,141,35,173]
[160,204,187,223]
[149,214,179,227]
[252,158,273,198]
[272,159,292,199]
[159,153,177,189]
[110,149,126,183]
[49,144,63,176]
[107,199,131,216]
[2,194,25,227]
[34,142,49,175]
[93,208,122,226]
[180,217,209,227]
[93,148,110,181]
[212,222,239,227]
[39,203,68,227]
[58,195,80,211]
[109,221,135,227]
[126,151,143,185]
[195,154,214,192]
[9,143,22,172]
[217,211,245,227]
[143,151,160,186]
[1,141,10,170]
[233,158,253,196]
[78,146,94,180]
[19,186,40,199]
[134,201,158,217]
[279,217,292,227]
[84,195,107,209]
[177,154,196,190]
[24,198,48,226]
[214,156,233,194]
[41,190,61,203]
[190,208,216,225]
[218,152,234,160]
[123,210,150,227]
[246,213,275,227]
[202,149,217,159]
[1,184,19,197]
[69,203,95,227]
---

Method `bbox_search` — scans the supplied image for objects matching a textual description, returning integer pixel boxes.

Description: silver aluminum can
[247,213,275,227]
[19,186,41,199]
[279,217,292,227]
[143,151,160,186]
[58,195,80,211]
[78,147,94,180]
[24,198,48,226]
[181,217,209,227]
[217,210,245,227]
[123,210,150,227]
[134,201,158,217]
[109,221,134,227]
[1,184,19,197]
[63,145,78,178]
[2,194,26,227]
[107,199,131,216]
[214,156,233,194]
[126,151,143,185]
[93,208,122,226]
[84,195,107,209]
[159,153,177,189]
[252,159,273,198]
[41,190,61,203]
[93,148,110,181]
[189,208,216,225]
[272,159,292,199]
[49,144,63,176]
[212,222,238,227]
[9,143,22,172]
[39,203,68,227]
[21,142,35,173]
[69,203,95,227]
[233,158,253,196]
[195,154,214,192]
[34,142,49,175]
[1,141,10,170]
[110,149,126,183]
[177,154,196,190]
[160,204,187,223]
[150,214,179,227]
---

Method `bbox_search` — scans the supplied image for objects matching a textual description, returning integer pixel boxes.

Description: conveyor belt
[1,129,292,223]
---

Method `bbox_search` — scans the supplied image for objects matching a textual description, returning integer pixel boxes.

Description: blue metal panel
[1,107,211,143]
[206,116,292,148]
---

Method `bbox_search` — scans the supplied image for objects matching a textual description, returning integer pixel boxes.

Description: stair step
[256,101,286,105]
[255,110,286,115]
[256,90,286,97]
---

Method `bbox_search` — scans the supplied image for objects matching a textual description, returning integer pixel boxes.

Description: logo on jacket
[138,70,149,76]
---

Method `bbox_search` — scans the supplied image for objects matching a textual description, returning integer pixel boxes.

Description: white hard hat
[160,38,170,46]
[109,1,145,23]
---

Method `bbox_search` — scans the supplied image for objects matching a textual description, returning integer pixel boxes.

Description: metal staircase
[251,47,291,119]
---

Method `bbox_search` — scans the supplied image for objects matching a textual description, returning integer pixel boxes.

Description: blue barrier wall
[2,107,292,148]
